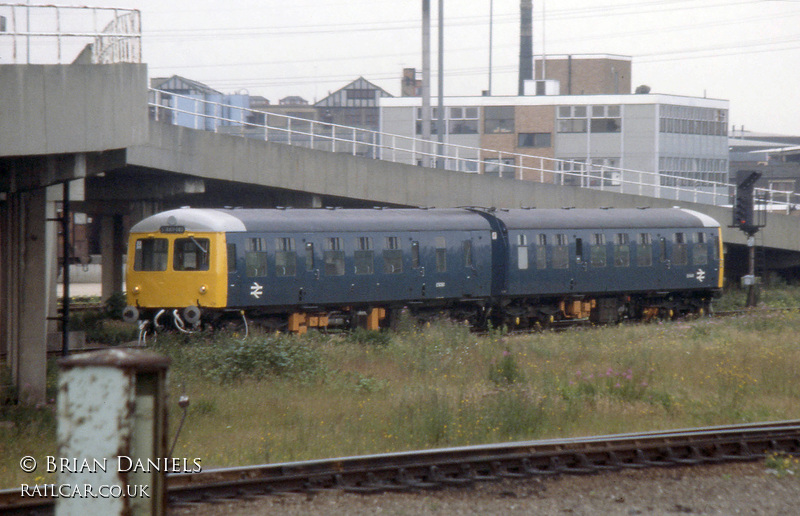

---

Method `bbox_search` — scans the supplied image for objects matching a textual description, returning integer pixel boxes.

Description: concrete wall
[124,120,800,253]
[0,64,148,157]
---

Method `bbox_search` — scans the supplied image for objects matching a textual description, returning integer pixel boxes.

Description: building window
[346,89,375,101]
[518,132,552,148]
[484,106,514,134]
[485,158,516,179]
[557,105,587,133]
[449,107,479,134]
[659,105,727,136]
[589,105,621,133]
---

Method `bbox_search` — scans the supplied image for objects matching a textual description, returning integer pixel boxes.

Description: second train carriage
[491,207,723,325]
[123,206,723,333]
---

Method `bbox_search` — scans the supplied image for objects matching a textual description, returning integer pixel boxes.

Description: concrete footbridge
[3,62,800,404]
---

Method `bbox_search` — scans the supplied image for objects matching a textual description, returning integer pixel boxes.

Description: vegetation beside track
[3,284,800,487]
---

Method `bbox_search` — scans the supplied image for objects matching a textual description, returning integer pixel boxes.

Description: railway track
[2,420,799,514]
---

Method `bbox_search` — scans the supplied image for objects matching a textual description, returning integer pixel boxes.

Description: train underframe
[126,288,717,338]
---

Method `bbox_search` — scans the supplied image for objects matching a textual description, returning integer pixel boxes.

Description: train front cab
[124,228,228,329]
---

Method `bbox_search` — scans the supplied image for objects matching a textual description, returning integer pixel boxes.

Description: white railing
[147,89,800,212]
[0,3,140,64]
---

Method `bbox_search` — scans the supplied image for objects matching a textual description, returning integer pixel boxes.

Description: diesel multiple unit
[123,207,723,333]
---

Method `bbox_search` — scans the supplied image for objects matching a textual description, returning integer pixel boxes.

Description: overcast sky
[11,0,800,135]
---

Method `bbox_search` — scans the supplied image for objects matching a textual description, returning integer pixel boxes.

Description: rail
[148,89,799,211]
[0,3,141,64]
[3,420,799,513]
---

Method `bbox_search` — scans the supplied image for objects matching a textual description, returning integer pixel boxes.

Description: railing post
[352,128,357,156]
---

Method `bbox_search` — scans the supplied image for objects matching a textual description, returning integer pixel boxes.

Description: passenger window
[711,235,719,262]
[435,237,447,272]
[693,232,708,265]
[275,237,297,277]
[637,233,652,267]
[174,237,210,271]
[673,232,688,265]
[411,241,420,269]
[227,244,237,273]
[463,240,473,268]
[575,237,584,264]
[590,233,606,268]
[536,234,547,269]
[659,237,668,263]
[517,234,528,270]
[553,234,569,269]
[245,237,268,277]
[383,236,403,274]
[305,242,314,271]
[354,236,374,275]
[134,238,168,271]
[614,233,630,267]
[323,237,345,276]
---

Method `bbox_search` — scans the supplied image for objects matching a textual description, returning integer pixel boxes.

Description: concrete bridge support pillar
[100,213,125,301]
[1,188,49,404]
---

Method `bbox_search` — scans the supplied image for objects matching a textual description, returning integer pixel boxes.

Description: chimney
[518,0,533,95]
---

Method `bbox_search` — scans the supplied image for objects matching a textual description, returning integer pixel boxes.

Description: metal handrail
[0,3,141,64]
[147,88,799,212]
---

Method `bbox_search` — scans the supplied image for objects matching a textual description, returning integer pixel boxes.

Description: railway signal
[731,170,764,307]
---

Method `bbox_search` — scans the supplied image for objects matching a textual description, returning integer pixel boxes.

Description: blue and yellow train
[123,206,723,333]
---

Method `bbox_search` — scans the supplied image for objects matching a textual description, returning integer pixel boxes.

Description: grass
[3,284,800,487]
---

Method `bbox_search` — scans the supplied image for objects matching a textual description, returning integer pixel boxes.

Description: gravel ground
[170,461,800,515]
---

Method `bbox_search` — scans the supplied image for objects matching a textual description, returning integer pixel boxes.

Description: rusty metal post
[57,350,170,516]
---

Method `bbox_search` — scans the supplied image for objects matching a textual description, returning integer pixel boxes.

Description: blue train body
[125,206,723,332]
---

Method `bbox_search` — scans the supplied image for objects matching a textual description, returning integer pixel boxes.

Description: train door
[297,237,320,305]
[225,234,253,308]
[268,235,303,307]
[460,231,488,297]
[571,234,589,292]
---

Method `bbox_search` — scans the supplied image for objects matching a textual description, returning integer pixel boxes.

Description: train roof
[492,207,719,230]
[130,207,719,235]
[129,207,494,234]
